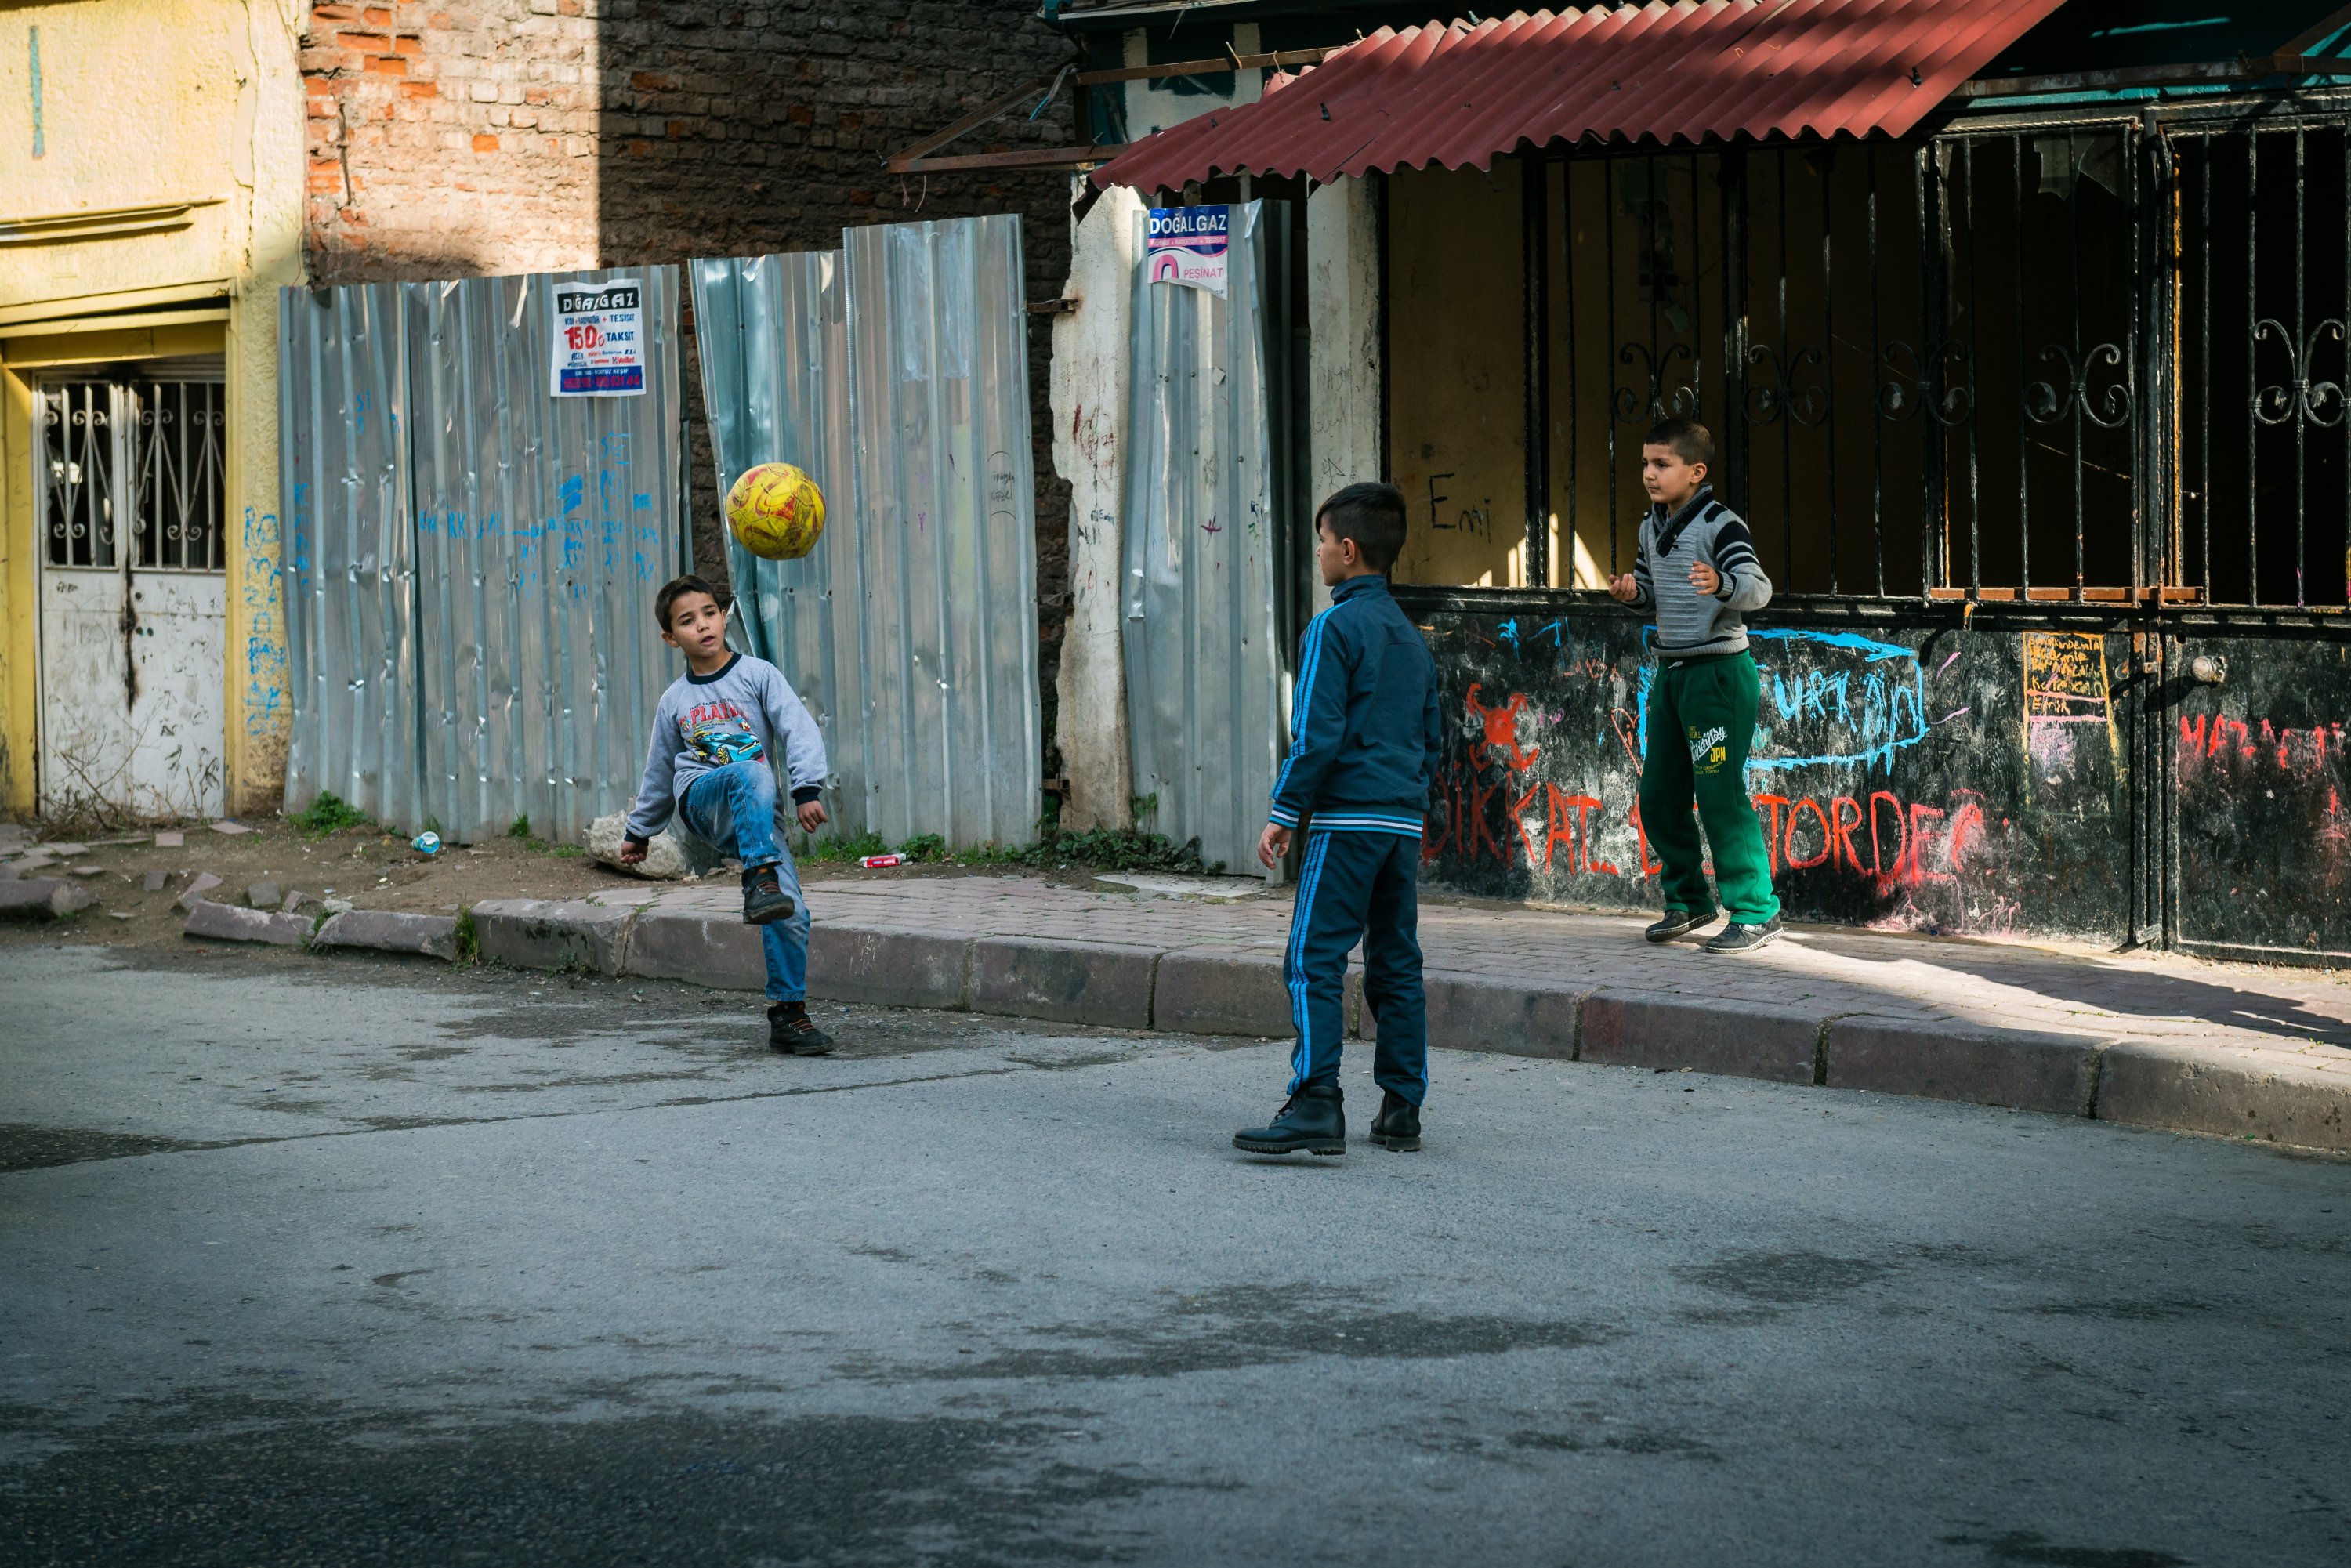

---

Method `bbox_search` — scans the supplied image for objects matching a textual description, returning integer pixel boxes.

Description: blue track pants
[1284,829,1429,1104]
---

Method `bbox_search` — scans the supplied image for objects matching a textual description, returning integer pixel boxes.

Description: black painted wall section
[2171,632,2351,961]
[1411,605,2145,947]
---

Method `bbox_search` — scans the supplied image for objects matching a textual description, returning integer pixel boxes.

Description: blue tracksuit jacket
[1269,574,1443,835]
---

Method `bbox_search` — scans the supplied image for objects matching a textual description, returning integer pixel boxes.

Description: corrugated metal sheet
[281,282,424,831]
[691,216,1041,850]
[1096,1,2074,191]
[1122,201,1294,878]
[406,270,687,845]
[281,268,689,842]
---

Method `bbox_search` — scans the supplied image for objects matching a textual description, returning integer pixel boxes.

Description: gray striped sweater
[1626,487,1772,658]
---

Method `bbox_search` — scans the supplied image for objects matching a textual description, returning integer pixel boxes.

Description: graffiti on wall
[1419,611,2129,943]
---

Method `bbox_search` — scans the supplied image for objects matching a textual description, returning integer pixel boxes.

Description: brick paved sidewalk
[459,871,2351,1153]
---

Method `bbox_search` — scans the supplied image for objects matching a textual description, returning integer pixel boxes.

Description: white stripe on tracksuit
[1270,602,1348,812]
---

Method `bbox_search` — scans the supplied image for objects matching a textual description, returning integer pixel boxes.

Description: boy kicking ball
[1607,418,1784,954]
[1234,483,1441,1158]
[620,574,839,1054]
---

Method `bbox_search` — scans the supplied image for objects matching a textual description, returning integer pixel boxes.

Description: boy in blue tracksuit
[1234,483,1441,1158]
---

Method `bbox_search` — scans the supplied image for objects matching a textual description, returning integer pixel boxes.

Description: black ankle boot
[768,1000,835,1056]
[741,864,796,926]
[1233,1082,1346,1156]
[1368,1089,1422,1152]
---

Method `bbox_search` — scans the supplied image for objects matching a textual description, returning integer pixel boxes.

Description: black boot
[1233,1083,1346,1157]
[1368,1089,1422,1152]
[742,864,796,926]
[1645,907,1715,943]
[768,1000,835,1056]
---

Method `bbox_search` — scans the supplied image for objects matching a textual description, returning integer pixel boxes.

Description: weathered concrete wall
[1306,174,1382,617]
[1049,185,1141,832]
[0,0,305,819]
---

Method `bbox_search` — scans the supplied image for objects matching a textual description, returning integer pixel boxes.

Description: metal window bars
[40,380,226,572]
[1498,95,2351,612]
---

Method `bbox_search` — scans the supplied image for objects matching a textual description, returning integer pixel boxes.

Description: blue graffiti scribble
[1537,617,1568,648]
[1632,625,1929,776]
[560,475,585,516]
[1498,617,1522,655]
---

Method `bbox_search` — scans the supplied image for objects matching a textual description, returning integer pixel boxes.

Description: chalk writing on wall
[2020,629,2114,776]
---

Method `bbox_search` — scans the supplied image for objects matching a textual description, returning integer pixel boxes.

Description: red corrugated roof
[1095,1,2073,190]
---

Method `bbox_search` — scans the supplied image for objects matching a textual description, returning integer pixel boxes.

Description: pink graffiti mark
[1937,707,1972,725]
[1936,650,1962,677]
[1201,518,1223,534]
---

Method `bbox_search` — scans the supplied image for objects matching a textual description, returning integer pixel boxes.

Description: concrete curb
[0,878,94,919]
[455,898,2351,1154]
[183,902,312,947]
[312,909,460,961]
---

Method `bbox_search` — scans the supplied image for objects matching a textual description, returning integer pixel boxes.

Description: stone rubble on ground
[247,880,282,909]
[143,869,170,893]
[154,831,185,849]
[208,820,252,836]
[45,842,89,856]
[310,909,459,961]
[176,873,224,912]
[321,897,354,915]
[0,878,93,919]
[281,890,313,913]
[582,811,723,880]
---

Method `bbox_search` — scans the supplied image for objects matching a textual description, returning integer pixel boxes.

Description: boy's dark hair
[1315,481,1409,574]
[655,574,725,632]
[1644,418,1714,470]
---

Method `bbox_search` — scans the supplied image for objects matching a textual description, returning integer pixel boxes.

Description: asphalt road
[2,940,2346,1566]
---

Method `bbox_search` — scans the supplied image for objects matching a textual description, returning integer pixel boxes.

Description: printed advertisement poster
[1145,205,1230,297]
[550,280,646,397]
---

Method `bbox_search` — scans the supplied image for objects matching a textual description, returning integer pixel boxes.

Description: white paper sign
[549,280,646,397]
[1145,205,1230,297]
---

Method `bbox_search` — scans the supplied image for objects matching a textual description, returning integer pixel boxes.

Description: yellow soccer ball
[726,462,827,561]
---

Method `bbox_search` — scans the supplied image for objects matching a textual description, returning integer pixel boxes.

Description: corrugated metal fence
[1121,201,1297,876]
[691,215,1041,849]
[281,267,689,842]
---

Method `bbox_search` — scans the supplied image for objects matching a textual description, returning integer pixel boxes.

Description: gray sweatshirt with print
[1625,486,1773,658]
[624,654,828,842]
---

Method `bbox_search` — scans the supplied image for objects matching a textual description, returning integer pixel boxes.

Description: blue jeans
[1283,829,1428,1104]
[677,761,809,1004]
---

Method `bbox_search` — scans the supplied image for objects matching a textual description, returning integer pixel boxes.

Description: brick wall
[302,0,1081,773]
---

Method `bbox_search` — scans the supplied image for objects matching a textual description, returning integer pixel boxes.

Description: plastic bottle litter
[860,853,904,869]
[412,831,442,856]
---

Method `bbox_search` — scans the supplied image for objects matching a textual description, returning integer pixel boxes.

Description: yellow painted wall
[0,1,304,818]
[1385,163,1530,588]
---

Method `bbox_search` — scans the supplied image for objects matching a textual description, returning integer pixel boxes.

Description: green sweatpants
[1638,650,1782,925]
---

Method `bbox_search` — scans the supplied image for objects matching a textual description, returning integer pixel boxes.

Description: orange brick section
[299,0,1081,757]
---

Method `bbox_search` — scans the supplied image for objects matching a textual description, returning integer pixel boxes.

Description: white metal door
[35,378,227,819]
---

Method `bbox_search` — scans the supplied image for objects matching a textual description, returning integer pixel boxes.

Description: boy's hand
[618,836,648,865]
[797,799,828,833]
[1688,559,1721,596]
[1607,573,1640,603]
[1258,822,1292,870]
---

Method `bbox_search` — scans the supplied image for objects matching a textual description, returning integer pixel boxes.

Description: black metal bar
[1918,143,1940,596]
[2238,130,2257,602]
[2069,129,2086,602]
[1867,149,1885,596]
[1564,161,1579,586]
[1375,168,1391,487]
[2342,124,2348,604]
[2191,133,2210,595]
[1724,149,1748,521]
[1689,150,1705,436]
[2013,132,2027,598]
[1522,150,1551,588]
[2296,125,2309,606]
[1820,148,1840,595]
[1604,161,1619,574]
[1960,139,1978,596]
[1777,151,1794,585]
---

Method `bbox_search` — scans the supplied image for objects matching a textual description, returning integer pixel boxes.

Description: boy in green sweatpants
[1608,418,1784,954]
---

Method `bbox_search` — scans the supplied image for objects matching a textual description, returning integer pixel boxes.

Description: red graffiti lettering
[1830,796,1864,875]
[1629,801,1663,878]
[2179,713,2208,756]
[1947,799,1985,872]
[1468,777,1505,862]
[1907,802,1953,885]
[1785,797,1834,871]
[1753,795,1792,876]
[1868,791,1907,882]
[1511,782,1545,865]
